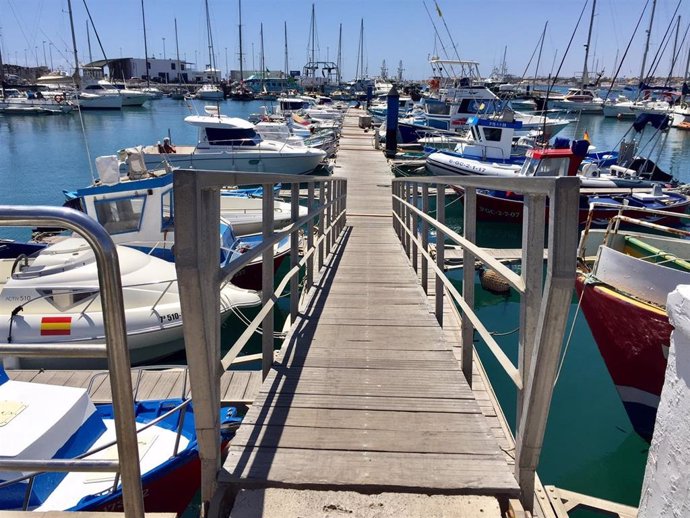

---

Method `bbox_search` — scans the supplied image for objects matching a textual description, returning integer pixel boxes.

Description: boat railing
[172,169,347,510]
[0,205,145,518]
[391,175,580,513]
[578,201,690,259]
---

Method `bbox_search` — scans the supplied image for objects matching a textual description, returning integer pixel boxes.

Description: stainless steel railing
[172,170,347,515]
[391,176,581,513]
[0,205,144,518]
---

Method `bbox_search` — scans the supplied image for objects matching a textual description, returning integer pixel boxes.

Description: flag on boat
[583,129,590,142]
[40,316,72,336]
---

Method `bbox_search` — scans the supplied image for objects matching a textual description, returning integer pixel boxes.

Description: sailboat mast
[356,18,364,81]
[533,21,547,91]
[174,18,181,82]
[0,36,5,97]
[260,23,265,90]
[337,23,342,84]
[66,0,80,85]
[238,0,244,83]
[141,0,150,87]
[582,0,596,87]
[284,21,288,81]
[310,4,315,68]
[670,15,681,79]
[639,0,657,87]
[501,45,507,78]
[86,21,93,64]
[204,0,215,84]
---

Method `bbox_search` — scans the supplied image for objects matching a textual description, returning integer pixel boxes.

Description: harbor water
[1,100,685,511]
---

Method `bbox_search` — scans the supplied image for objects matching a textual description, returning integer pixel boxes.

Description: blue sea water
[1,99,685,512]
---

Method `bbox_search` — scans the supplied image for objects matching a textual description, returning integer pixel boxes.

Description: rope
[553,274,588,387]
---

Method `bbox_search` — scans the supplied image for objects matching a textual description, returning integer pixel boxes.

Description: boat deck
[6,368,262,405]
[217,111,521,516]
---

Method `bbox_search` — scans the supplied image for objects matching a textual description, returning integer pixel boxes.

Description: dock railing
[172,170,347,516]
[391,176,581,512]
[0,205,145,518]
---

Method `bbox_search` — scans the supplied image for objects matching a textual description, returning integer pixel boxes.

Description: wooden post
[384,85,400,158]
[514,178,579,512]
[462,186,476,386]
[325,180,332,254]
[290,183,299,322]
[435,184,445,326]
[262,184,275,380]
[393,182,400,239]
[403,182,410,255]
[421,184,429,295]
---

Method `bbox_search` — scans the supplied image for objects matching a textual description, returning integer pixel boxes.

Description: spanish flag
[583,129,590,142]
[40,316,72,336]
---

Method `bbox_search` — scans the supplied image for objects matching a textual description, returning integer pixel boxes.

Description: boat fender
[55,95,64,103]
[479,266,510,295]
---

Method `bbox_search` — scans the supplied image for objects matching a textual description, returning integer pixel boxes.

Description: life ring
[55,95,64,103]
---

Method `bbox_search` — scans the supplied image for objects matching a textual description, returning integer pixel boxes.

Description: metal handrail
[173,169,347,512]
[0,205,144,518]
[391,175,580,513]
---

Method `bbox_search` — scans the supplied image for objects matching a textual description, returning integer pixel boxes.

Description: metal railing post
[392,182,399,239]
[435,184,445,326]
[307,183,315,290]
[262,184,275,380]
[290,183,300,322]
[325,180,332,254]
[411,181,419,273]
[514,178,579,512]
[516,193,546,436]
[403,182,410,255]
[462,187,476,386]
[421,184,429,294]
[318,182,325,270]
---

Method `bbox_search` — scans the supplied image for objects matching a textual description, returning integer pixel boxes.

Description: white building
[84,58,219,84]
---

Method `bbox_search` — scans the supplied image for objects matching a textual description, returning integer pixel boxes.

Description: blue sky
[1,0,688,81]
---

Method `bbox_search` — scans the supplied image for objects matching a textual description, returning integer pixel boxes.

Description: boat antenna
[543,0,590,142]
[141,0,150,88]
[602,0,650,102]
[433,1,462,62]
[422,1,457,78]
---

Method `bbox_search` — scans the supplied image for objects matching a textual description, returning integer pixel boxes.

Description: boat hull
[575,273,670,441]
[453,187,690,226]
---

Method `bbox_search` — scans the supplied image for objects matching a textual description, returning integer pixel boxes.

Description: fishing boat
[575,210,690,441]
[0,237,260,369]
[136,106,326,174]
[451,140,690,226]
[0,364,242,513]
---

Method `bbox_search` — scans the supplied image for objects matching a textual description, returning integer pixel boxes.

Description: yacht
[547,88,604,113]
[138,106,326,174]
[195,84,224,100]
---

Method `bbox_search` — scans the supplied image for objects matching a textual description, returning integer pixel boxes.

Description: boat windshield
[205,127,258,146]
[528,157,569,177]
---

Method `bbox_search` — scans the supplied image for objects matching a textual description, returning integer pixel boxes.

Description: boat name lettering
[159,312,181,323]
[6,295,31,302]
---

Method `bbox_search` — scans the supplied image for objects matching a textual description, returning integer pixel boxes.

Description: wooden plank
[221,448,520,494]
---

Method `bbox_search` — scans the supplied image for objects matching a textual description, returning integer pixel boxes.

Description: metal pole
[462,187,476,386]
[385,85,400,158]
[318,182,325,270]
[435,185,445,326]
[403,183,410,255]
[412,182,419,273]
[421,184,429,294]
[307,183,315,290]
[0,206,144,518]
[262,185,275,380]
[325,181,332,254]
[290,183,300,322]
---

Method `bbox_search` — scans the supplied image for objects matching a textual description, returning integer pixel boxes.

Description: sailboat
[195,0,224,100]
[169,18,188,100]
[549,0,604,113]
[229,0,254,101]
[603,0,672,119]
[254,24,276,100]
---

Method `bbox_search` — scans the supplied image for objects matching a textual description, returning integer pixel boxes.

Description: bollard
[384,85,400,159]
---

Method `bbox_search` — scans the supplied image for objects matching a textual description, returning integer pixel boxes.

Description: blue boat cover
[633,113,670,132]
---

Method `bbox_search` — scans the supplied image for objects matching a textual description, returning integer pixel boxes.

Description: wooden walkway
[218,111,520,513]
[6,368,262,405]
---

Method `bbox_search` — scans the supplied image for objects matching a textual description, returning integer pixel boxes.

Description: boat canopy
[632,113,671,132]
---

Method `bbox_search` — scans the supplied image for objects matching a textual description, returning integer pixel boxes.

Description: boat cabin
[563,88,598,102]
[184,108,260,149]
[519,140,589,178]
[278,98,310,114]
[453,117,524,161]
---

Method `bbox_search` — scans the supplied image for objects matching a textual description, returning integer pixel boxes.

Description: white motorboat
[137,106,326,174]
[603,97,671,119]
[0,237,260,369]
[0,90,75,115]
[549,88,604,113]
[195,84,224,100]
[110,82,150,106]
[672,103,690,127]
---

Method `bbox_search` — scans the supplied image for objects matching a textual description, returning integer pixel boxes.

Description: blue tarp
[632,113,670,132]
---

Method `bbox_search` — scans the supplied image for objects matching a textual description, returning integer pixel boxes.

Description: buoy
[479,267,510,295]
